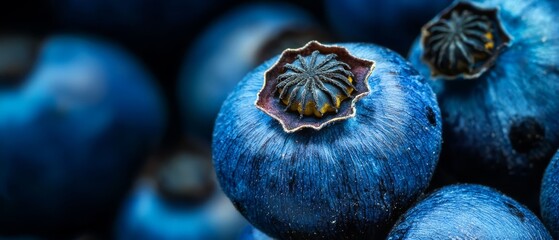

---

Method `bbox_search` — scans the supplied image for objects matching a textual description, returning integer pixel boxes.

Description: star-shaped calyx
[256,41,375,133]
[421,1,511,79]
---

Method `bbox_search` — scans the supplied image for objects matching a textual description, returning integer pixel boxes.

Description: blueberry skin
[0,36,165,234]
[213,43,442,239]
[325,0,452,54]
[408,0,559,207]
[541,150,559,238]
[179,3,321,140]
[116,180,247,240]
[387,184,552,239]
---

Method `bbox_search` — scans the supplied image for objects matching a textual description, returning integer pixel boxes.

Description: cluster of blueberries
[0,0,558,239]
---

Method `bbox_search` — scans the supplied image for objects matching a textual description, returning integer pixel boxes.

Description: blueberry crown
[421,2,511,79]
[277,50,355,118]
[256,41,375,133]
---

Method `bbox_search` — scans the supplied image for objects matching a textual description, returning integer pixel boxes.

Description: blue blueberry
[325,0,452,54]
[388,184,552,239]
[116,152,247,240]
[0,35,165,235]
[178,3,326,140]
[408,0,559,207]
[541,150,559,238]
[213,41,442,239]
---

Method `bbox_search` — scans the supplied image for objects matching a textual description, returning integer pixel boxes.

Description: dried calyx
[277,50,355,118]
[421,2,511,79]
[256,41,375,133]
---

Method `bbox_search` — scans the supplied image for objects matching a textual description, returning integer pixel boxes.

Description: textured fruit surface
[541,150,559,239]
[388,184,552,239]
[0,35,165,234]
[213,43,442,239]
[408,0,559,208]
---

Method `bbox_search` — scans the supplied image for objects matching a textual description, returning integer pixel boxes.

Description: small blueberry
[388,184,552,239]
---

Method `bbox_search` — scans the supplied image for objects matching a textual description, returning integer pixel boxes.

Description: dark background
[0,0,328,147]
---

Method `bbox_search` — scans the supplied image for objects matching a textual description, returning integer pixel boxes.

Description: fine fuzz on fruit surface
[213,42,442,239]
[541,150,559,239]
[388,184,552,239]
[408,0,559,208]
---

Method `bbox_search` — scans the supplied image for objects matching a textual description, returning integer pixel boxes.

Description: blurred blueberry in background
[325,0,452,54]
[49,0,236,143]
[178,2,329,141]
[0,35,165,236]
[116,148,247,240]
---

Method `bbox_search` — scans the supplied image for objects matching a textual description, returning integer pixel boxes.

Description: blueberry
[213,41,442,239]
[408,0,559,208]
[0,35,165,235]
[116,151,247,240]
[325,0,452,54]
[387,184,552,239]
[541,150,559,238]
[178,3,327,141]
